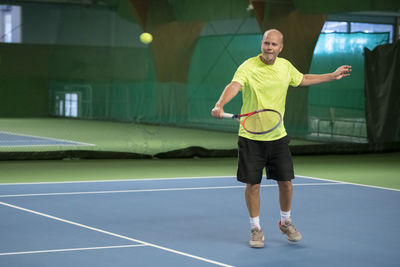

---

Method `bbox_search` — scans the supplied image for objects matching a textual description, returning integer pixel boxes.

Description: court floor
[0,176,399,267]
[0,131,93,147]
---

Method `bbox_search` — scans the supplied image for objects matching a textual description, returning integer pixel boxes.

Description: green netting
[50,81,157,122]
[187,34,262,130]
[48,33,261,129]
[308,33,389,141]
[46,32,390,142]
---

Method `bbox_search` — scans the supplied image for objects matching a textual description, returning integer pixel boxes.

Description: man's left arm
[299,65,352,87]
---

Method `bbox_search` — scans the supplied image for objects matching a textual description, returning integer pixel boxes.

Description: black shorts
[237,135,294,184]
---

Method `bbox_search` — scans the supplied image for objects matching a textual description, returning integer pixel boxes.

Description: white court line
[296,175,400,192]
[0,201,234,267]
[1,174,397,192]
[0,176,235,186]
[0,130,95,147]
[0,174,397,193]
[0,244,147,256]
[0,182,343,198]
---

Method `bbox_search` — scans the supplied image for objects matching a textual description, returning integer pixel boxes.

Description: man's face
[260,31,283,64]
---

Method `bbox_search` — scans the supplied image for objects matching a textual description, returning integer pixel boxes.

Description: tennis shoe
[249,227,264,248]
[279,220,302,242]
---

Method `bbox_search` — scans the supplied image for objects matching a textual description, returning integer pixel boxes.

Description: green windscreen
[308,33,389,142]
[47,24,263,131]
[187,34,262,131]
[48,32,388,142]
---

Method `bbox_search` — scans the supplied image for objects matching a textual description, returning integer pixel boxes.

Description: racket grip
[222,113,235,119]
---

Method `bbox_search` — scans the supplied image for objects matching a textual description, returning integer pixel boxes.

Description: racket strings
[243,111,281,134]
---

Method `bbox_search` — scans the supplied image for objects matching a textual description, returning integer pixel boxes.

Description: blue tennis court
[0,176,399,267]
[0,131,94,147]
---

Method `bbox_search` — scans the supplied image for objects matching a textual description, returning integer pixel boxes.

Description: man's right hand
[211,105,224,119]
[211,81,241,119]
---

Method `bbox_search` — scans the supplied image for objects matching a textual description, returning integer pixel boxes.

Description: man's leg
[245,183,261,218]
[277,180,302,242]
[245,183,264,248]
[277,180,292,213]
[236,137,265,247]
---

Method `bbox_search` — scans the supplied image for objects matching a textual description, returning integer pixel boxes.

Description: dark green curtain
[364,40,400,145]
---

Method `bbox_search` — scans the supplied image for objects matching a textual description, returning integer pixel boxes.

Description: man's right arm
[211,81,242,119]
[299,65,352,87]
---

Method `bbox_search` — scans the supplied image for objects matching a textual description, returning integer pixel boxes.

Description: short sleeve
[288,62,304,87]
[232,63,248,89]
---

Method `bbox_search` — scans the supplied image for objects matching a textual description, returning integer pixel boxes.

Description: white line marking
[0,244,147,256]
[297,175,400,192]
[1,174,397,192]
[0,131,95,147]
[0,144,93,147]
[0,183,342,198]
[0,176,235,186]
[0,201,234,267]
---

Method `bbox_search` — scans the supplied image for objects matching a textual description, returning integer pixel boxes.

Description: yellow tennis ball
[140,32,153,44]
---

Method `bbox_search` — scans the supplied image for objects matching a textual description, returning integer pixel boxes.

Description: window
[0,5,21,43]
[3,9,11,42]
[322,21,348,33]
[350,22,393,41]
[65,93,78,117]
[322,20,394,43]
[55,92,79,118]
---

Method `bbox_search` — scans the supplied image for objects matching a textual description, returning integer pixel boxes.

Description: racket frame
[223,109,282,134]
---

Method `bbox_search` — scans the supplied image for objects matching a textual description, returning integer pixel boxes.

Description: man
[211,29,351,248]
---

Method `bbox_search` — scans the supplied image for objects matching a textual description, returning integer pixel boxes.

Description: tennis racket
[223,109,282,134]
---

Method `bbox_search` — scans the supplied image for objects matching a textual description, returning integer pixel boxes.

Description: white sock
[280,210,291,224]
[250,216,261,230]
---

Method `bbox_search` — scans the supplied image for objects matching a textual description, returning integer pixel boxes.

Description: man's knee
[278,181,292,191]
[246,183,261,195]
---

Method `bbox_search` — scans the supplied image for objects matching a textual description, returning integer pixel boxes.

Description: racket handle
[222,113,235,119]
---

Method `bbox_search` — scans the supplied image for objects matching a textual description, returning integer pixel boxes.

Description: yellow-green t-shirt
[232,55,303,141]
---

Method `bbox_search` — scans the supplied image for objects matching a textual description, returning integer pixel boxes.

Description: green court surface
[1,118,399,189]
[0,118,319,156]
[0,152,399,190]
[0,118,239,155]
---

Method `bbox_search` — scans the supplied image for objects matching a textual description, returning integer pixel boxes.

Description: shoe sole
[249,236,265,248]
[249,242,264,248]
[280,229,302,242]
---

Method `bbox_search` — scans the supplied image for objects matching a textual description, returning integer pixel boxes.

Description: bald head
[260,29,284,65]
[263,29,283,45]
